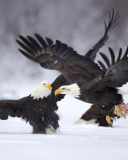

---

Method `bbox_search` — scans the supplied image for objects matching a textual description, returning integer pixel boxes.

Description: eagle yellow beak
[55,89,63,95]
[46,83,52,89]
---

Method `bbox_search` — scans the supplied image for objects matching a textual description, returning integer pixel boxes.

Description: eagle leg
[106,115,114,126]
[114,105,122,116]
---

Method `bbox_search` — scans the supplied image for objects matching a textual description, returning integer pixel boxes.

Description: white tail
[74,119,85,124]
[74,119,96,125]
[118,83,128,95]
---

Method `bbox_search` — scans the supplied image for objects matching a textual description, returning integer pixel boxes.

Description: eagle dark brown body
[79,87,123,107]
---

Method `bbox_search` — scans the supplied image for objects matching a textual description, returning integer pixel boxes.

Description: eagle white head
[30,80,52,100]
[55,83,81,98]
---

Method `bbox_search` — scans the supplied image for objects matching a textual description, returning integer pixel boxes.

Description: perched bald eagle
[16,10,120,126]
[0,80,61,134]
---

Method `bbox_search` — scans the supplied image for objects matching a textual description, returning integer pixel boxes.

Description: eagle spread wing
[86,47,128,90]
[16,9,118,88]
[85,9,119,60]
[17,35,103,84]
[98,47,128,88]
[0,99,23,120]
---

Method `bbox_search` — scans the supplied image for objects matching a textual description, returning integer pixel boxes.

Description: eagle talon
[115,105,122,116]
[106,115,114,126]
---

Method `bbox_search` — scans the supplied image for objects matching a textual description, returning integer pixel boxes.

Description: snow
[0,94,128,160]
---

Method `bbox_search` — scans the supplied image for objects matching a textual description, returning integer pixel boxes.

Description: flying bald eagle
[0,80,61,134]
[16,10,120,126]
[55,47,128,125]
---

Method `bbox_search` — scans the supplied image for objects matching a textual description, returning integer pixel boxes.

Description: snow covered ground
[0,92,128,160]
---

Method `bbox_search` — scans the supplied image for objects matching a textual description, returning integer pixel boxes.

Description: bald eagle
[55,47,128,125]
[74,104,120,126]
[0,80,61,134]
[16,10,120,126]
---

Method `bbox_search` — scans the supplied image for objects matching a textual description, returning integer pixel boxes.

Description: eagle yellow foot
[106,115,114,126]
[115,105,122,116]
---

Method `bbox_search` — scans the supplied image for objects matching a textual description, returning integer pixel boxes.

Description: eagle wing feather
[98,47,128,88]
[0,99,24,120]
[85,9,119,61]
[17,35,103,84]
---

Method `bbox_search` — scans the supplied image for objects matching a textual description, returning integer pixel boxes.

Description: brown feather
[99,52,111,68]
